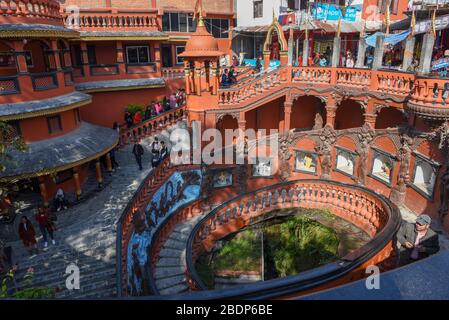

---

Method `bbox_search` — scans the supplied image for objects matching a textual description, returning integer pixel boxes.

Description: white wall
[236,0,282,27]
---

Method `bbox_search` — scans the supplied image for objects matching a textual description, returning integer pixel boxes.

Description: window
[254,0,263,18]
[204,18,230,38]
[295,150,318,174]
[47,115,62,134]
[176,46,185,65]
[412,155,439,198]
[7,120,21,137]
[87,44,96,65]
[126,46,150,64]
[162,12,195,32]
[74,108,81,124]
[25,51,33,68]
[0,52,15,67]
[71,44,83,66]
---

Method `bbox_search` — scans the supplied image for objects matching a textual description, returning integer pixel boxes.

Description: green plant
[0,267,55,299]
[125,104,144,117]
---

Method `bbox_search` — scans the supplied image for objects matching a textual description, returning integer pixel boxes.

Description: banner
[311,4,358,22]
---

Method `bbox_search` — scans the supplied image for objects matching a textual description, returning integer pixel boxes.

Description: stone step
[56,280,117,299]
[158,282,189,296]
[156,257,184,268]
[154,266,185,280]
[158,248,185,258]
[156,274,186,291]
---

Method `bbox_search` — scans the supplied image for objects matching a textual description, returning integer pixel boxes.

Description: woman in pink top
[155,102,163,115]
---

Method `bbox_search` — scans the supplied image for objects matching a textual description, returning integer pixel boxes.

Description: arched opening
[0,41,18,76]
[291,96,326,130]
[375,107,407,129]
[217,114,238,146]
[335,100,364,130]
[23,40,52,73]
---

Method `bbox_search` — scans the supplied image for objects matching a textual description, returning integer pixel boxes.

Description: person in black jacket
[132,142,144,170]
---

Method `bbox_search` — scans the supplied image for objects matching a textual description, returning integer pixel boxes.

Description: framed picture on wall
[335,147,357,177]
[295,150,318,174]
[252,157,273,177]
[370,148,395,185]
[213,169,233,188]
[411,154,440,199]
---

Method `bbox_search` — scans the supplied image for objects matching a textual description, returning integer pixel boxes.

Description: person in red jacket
[35,207,56,248]
[18,216,38,255]
[133,112,142,125]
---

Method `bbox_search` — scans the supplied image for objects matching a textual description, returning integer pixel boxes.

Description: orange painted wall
[24,40,48,73]
[362,0,408,22]
[42,163,90,198]
[94,42,117,64]
[20,108,81,143]
[79,78,185,128]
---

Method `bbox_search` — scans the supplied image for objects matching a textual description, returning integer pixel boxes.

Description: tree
[0,121,27,198]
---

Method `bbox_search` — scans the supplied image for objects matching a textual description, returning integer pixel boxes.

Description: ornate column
[73,167,82,200]
[106,153,113,173]
[154,42,162,76]
[116,40,125,75]
[401,36,416,72]
[283,100,292,132]
[38,176,49,207]
[194,60,202,96]
[95,159,103,188]
[363,112,377,128]
[80,42,90,77]
[325,95,338,128]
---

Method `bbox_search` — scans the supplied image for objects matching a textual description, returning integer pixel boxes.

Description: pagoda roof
[0,91,91,121]
[0,122,118,181]
[0,23,79,39]
[75,77,165,93]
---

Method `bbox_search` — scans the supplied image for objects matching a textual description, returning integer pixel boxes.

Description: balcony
[0,0,62,24]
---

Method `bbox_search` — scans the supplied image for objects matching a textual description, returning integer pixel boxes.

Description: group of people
[132,137,168,171]
[220,67,238,87]
[124,89,186,128]
[18,206,57,255]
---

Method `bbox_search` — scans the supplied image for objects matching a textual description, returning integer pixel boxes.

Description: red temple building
[1,0,449,300]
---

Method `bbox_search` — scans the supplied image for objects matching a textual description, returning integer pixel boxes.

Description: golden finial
[337,17,341,38]
[410,8,416,36]
[384,0,391,35]
[194,0,205,27]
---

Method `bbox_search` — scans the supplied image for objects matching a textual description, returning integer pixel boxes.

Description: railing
[162,67,184,79]
[336,68,371,87]
[292,66,331,84]
[120,105,186,145]
[375,70,414,96]
[64,10,159,31]
[0,0,61,21]
[31,71,58,91]
[126,63,156,74]
[185,179,401,298]
[63,68,74,86]
[90,64,119,76]
[0,76,20,95]
[218,67,290,105]
[410,76,449,106]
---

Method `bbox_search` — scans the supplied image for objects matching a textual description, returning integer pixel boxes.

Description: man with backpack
[132,141,144,170]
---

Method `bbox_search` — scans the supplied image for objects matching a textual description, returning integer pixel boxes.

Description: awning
[365,30,410,47]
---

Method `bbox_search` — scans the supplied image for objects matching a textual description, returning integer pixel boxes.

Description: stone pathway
[3,121,185,299]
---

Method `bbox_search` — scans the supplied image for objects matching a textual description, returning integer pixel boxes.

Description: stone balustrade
[0,0,61,21]
[63,10,159,31]
[119,105,186,146]
[185,179,400,296]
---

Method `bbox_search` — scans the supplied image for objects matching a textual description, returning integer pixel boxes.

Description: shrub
[125,104,144,117]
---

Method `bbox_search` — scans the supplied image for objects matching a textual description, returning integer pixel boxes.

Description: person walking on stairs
[35,207,56,248]
[18,216,38,255]
[132,141,144,170]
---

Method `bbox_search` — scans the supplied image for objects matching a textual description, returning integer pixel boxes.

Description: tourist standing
[132,141,144,170]
[150,137,161,168]
[110,147,120,170]
[54,188,68,211]
[255,57,262,73]
[396,214,440,266]
[35,207,56,248]
[124,111,133,128]
[18,216,38,255]
[345,52,354,68]
[160,140,168,160]
[169,93,177,109]
[133,111,141,126]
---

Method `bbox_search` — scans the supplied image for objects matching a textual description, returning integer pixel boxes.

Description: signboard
[312,4,358,22]
[414,14,449,34]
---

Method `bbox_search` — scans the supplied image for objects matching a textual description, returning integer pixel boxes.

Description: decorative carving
[356,123,376,185]
[132,211,147,235]
[439,167,449,222]
[390,133,414,205]
[316,125,337,179]
[216,112,239,123]
[313,113,324,130]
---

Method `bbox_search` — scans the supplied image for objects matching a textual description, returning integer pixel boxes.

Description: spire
[385,0,391,35]
[410,8,416,36]
[193,0,205,27]
[431,9,436,37]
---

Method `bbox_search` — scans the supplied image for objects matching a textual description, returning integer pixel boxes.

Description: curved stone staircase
[4,120,186,299]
